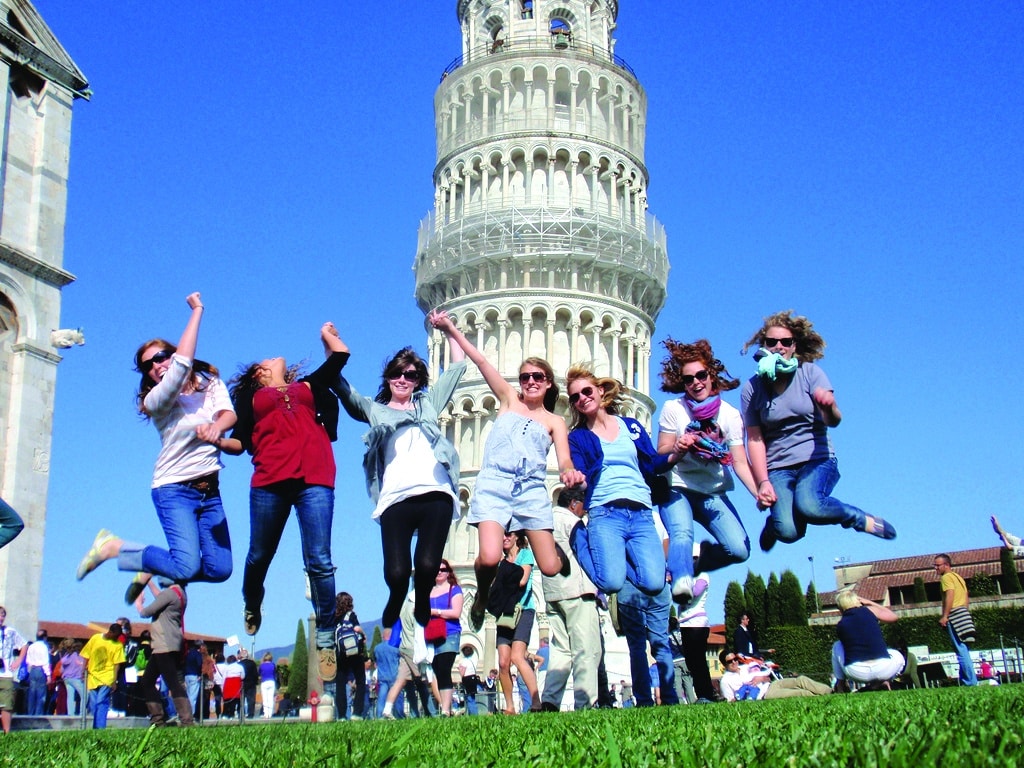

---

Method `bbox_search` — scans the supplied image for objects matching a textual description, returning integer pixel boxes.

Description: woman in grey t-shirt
[740,310,896,551]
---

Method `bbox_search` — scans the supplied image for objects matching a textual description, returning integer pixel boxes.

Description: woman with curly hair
[225,322,349,685]
[565,366,676,595]
[76,292,235,603]
[332,313,466,647]
[740,310,896,550]
[427,311,583,630]
[657,339,757,602]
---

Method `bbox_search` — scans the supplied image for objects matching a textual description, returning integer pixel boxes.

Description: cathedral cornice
[0,240,76,287]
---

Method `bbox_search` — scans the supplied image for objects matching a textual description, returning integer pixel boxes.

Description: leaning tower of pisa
[412,0,669,658]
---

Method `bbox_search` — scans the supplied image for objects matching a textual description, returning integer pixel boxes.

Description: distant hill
[256,618,383,661]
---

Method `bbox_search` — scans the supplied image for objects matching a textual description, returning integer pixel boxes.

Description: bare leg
[511,640,539,709]
[471,521,505,625]
[524,530,563,577]
[497,644,515,714]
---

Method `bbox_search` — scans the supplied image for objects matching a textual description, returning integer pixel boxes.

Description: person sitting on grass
[831,589,904,692]
[718,650,831,701]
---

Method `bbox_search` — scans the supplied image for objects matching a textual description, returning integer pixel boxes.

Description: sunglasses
[438,567,451,573]
[389,370,420,382]
[725,655,739,664]
[140,349,173,373]
[682,370,710,386]
[568,385,597,406]
[519,371,548,384]
[764,336,795,348]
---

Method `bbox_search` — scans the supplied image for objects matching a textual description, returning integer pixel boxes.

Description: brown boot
[172,697,196,726]
[146,701,168,726]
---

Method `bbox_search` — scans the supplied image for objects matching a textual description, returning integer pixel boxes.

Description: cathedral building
[0,0,88,629]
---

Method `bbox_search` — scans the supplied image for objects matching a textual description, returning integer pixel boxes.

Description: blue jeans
[244,481,336,647]
[0,496,24,549]
[464,692,478,715]
[117,483,232,583]
[571,503,665,594]
[617,581,677,706]
[185,674,200,715]
[659,488,749,580]
[65,677,86,716]
[28,666,48,715]
[88,685,112,728]
[948,623,978,686]
[767,457,866,543]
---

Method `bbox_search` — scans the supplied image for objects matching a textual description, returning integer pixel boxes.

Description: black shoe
[541,702,559,712]
[759,520,777,552]
[243,607,261,635]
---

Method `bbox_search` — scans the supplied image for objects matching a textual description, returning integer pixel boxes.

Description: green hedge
[762,604,1024,682]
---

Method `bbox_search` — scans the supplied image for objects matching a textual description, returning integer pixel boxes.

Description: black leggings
[432,651,457,690]
[380,491,453,627]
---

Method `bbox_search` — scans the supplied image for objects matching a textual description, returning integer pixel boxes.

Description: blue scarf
[754,349,798,380]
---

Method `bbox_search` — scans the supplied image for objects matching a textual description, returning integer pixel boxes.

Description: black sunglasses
[568,385,597,406]
[519,371,548,383]
[764,336,795,348]
[438,567,450,573]
[682,370,710,386]
[140,349,173,373]
[389,370,420,382]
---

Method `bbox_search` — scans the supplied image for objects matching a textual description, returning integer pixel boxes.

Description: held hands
[756,480,777,508]
[427,309,456,334]
[195,423,222,444]
[559,467,585,487]
[675,433,699,452]
[186,292,204,310]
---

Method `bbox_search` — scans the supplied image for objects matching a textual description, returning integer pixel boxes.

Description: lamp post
[808,555,820,613]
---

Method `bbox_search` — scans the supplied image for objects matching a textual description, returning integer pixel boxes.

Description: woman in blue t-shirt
[740,310,896,551]
[565,366,676,596]
[494,533,538,714]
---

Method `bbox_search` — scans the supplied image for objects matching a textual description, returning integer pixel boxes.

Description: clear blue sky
[35,1,1023,649]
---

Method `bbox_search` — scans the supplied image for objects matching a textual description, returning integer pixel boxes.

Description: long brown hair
[375,347,429,404]
[134,339,219,417]
[520,357,559,411]
[438,558,459,587]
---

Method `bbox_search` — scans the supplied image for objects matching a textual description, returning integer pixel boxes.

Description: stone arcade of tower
[412,0,670,659]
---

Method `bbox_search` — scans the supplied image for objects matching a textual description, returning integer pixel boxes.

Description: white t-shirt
[373,424,456,520]
[659,397,743,495]
[146,355,234,487]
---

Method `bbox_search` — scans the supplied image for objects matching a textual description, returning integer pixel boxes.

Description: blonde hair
[564,364,628,430]
[741,310,826,363]
[836,590,861,612]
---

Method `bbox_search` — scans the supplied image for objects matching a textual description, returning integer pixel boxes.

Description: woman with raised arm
[76,292,235,603]
[741,310,896,551]
[656,339,757,603]
[225,323,349,685]
[565,366,675,596]
[429,311,584,630]
[332,317,466,649]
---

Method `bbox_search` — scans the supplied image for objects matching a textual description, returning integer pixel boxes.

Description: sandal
[76,529,118,581]
[124,572,152,605]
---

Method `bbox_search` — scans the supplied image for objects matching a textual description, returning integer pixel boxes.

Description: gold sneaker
[318,646,337,682]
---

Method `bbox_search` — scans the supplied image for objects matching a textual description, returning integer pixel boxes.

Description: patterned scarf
[755,349,799,380]
[683,394,732,465]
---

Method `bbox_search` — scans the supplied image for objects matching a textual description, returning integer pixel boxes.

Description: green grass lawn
[3,686,1022,767]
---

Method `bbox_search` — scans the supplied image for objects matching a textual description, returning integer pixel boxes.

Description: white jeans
[831,641,905,683]
[260,680,276,718]
[541,596,602,710]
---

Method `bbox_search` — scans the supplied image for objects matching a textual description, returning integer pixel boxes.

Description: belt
[181,472,219,495]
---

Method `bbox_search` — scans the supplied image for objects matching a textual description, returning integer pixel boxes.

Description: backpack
[335,612,361,658]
